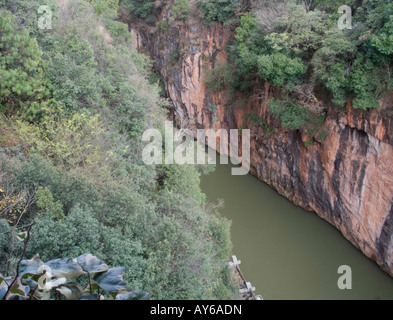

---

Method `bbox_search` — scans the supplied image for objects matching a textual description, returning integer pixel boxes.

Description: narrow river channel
[200,161,393,300]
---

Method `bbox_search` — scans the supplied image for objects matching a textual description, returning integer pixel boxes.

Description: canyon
[122,9,393,277]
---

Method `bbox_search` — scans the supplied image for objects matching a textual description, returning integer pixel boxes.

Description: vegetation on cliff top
[121,0,393,133]
[206,0,393,130]
[120,0,242,25]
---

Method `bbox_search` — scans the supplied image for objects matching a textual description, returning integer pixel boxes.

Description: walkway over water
[229,255,263,300]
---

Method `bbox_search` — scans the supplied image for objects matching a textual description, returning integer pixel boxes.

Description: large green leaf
[19,255,44,278]
[0,274,5,291]
[22,277,49,300]
[56,283,85,300]
[0,276,30,300]
[84,281,99,294]
[44,258,85,280]
[76,293,99,300]
[75,253,108,274]
[8,278,29,300]
[93,267,127,293]
[37,271,67,291]
[116,291,150,300]
[22,278,38,292]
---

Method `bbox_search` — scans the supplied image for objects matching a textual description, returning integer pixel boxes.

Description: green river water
[200,162,393,300]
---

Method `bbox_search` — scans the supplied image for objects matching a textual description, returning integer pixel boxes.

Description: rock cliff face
[123,12,393,276]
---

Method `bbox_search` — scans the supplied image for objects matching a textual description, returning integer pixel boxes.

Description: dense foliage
[172,0,191,21]
[120,0,160,23]
[0,0,234,300]
[120,0,241,25]
[206,0,393,130]
[196,0,240,25]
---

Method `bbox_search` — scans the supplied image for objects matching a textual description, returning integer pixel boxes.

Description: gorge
[1,0,393,301]
[121,1,393,281]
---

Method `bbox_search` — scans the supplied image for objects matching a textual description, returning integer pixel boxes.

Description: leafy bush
[204,60,233,92]
[0,10,51,120]
[267,98,309,131]
[257,53,307,91]
[243,113,272,134]
[226,0,393,113]
[86,0,119,16]
[172,0,191,21]
[196,0,239,25]
[120,0,162,21]
[264,3,329,54]
[158,19,168,31]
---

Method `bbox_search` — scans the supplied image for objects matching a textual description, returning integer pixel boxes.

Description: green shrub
[0,10,51,120]
[225,0,393,115]
[120,0,162,20]
[35,186,64,220]
[196,0,239,25]
[158,19,168,31]
[172,0,190,21]
[257,53,307,91]
[86,0,119,15]
[268,98,309,131]
[204,60,232,92]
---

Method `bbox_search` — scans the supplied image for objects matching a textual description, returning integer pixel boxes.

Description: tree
[86,0,119,15]
[120,0,161,20]
[0,10,51,119]
[257,53,307,91]
[264,2,329,55]
[172,0,191,21]
[367,1,393,56]
[196,0,240,25]
[267,98,309,130]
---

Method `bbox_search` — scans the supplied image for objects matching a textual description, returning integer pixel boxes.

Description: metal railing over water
[229,256,263,301]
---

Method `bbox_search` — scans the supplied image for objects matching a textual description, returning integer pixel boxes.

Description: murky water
[201,162,393,300]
